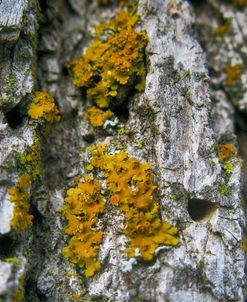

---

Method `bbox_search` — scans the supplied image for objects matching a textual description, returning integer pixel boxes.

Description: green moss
[6,72,16,94]
[173,75,181,84]
[171,194,179,201]
[136,140,143,148]
[223,162,234,175]
[4,258,21,268]
[193,72,207,82]
[157,56,179,85]
[117,127,125,135]
[0,95,11,107]
[22,15,29,27]
[17,138,41,180]
[219,184,229,196]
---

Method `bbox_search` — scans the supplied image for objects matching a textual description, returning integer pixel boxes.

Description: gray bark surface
[0,0,246,301]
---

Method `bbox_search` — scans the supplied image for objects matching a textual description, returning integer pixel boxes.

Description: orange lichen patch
[88,144,179,261]
[225,64,242,87]
[66,272,73,278]
[217,144,236,163]
[234,0,247,7]
[62,176,105,277]
[70,10,148,108]
[110,195,119,205]
[71,293,79,300]
[28,92,61,122]
[98,0,109,4]
[8,173,33,233]
[74,175,81,185]
[213,18,231,35]
[242,236,247,253]
[98,0,128,4]
[85,106,113,127]
[242,238,247,253]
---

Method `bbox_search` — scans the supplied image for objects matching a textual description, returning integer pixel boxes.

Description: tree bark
[0,0,246,301]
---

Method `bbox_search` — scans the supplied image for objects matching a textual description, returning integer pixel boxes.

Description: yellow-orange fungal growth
[70,10,148,108]
[217,144,236,163]
[234,0,247,7]
[85,106,113,127]
[242,236,247,253]
[88,145,179,261]
[28,92,61,123]
[225,64,242,87]
[98,0,110,4]
[213,18,231,35]
[98,0,128,5]
[62,176,105,277]
[8,174,33,233]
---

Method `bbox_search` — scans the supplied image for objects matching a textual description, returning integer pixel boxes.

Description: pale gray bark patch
[0,0,26,41]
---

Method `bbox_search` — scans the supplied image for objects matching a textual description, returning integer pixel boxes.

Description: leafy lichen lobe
[62,176,105,277]
[70,9,148,108]
[88,145,179,261]
[28,91,61,122]
[8,174,33,233]
[85,106,113,127]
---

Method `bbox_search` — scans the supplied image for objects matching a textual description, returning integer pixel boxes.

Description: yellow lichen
[98,0,110,4]
[225,64,242,87]
[217,144,236,163]
[85,106,113,127]
[66,271,73,278]
[98,0,128,5]
[28,92,61,122]
[70,10,148,108]
[62,176,105,277]
[88,144,179,261]
[71,293,79,300]
[217,144,236,176]
[242,236,247,253]
[8,174,33,233]
[213,18,231,35]
[234,0,247,7]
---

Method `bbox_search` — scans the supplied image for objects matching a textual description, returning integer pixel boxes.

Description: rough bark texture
[0,0,246,301]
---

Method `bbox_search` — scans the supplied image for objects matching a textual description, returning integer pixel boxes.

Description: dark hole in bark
[110,98,129,121]
[5,102,25,129]
[0,235,15,257]
[235,108,247,133]
[25,277,47,302]
[30,204,43,227]
[38,0,48,12]
[188,0,204,6]
[62,65,69,76]
[187,198,218,222]
[82,134,95,143]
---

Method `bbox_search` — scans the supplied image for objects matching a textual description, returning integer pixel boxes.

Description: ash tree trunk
[0,0,247,301]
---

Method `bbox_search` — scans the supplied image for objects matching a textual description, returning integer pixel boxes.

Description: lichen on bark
[0,0,246,301]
